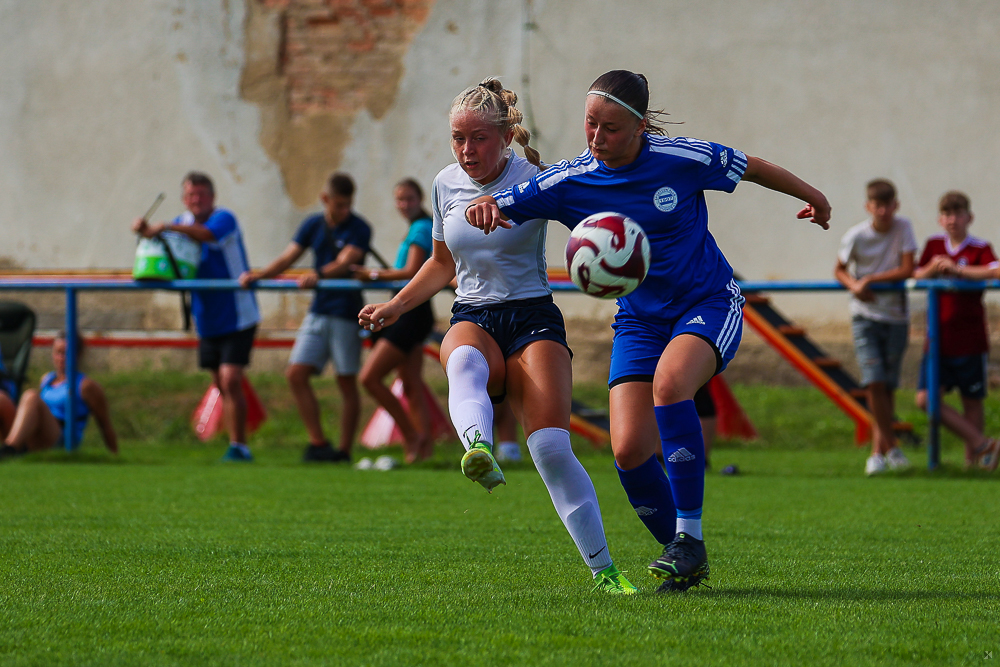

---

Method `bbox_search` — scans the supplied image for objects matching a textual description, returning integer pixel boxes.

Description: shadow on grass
[702,586,1000,602]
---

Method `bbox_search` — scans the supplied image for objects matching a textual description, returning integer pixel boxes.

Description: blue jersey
[293,212,371,318]
[40,371,90,447]
[494,135,748,324]
[179,208,261,338]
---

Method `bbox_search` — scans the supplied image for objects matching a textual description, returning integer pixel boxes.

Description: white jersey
[837,216,919,323]
[432,152,550,305]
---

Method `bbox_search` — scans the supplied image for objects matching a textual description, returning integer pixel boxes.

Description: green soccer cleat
[592,565,638,595]
[460,442,506,493]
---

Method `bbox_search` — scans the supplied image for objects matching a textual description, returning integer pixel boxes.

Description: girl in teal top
[354,179,437,463]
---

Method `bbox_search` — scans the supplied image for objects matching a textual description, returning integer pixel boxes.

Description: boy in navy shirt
[134,172,261,462]
[242,173,371,462]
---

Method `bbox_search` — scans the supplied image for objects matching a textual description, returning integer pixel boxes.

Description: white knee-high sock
[446,345,494,451]
[527,427,612,574]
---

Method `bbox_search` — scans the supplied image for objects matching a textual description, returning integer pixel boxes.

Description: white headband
[587,90,644,120]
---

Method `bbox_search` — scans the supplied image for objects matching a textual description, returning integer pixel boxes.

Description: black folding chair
[0,301,37,401]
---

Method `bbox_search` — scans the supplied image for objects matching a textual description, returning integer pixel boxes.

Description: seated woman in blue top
[353,178,436,463]
[0,332,118,458]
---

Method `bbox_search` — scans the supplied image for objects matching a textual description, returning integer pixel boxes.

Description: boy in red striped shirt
[914,191,1000,470]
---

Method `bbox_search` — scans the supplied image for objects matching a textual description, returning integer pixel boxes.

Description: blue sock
[616,455,676,545]
[655,400,705,537]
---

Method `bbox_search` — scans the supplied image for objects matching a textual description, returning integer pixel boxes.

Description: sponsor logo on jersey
[686,316,706,325]
[634,506,657,516]
[653,186,678,213]
[720,150,728,167]
[667,448,696,463]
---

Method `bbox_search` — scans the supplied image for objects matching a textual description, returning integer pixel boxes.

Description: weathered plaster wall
[2,0,999,326]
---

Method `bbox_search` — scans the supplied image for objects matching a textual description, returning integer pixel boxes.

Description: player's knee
[915,391,928,410]
[217,368,242,397]
[358,368,381,392]
[614,438,657,470]
[651,377,690,406]
[285,364,311,388]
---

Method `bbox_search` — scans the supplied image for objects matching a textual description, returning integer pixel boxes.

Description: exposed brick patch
[241,0,435,206]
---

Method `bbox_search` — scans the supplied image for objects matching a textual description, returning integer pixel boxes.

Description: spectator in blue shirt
[133,172,261,462]
[241,172,371,462]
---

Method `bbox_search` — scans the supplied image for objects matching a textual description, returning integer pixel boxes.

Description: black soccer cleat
[302,442,350,463]
[648,532,710,590]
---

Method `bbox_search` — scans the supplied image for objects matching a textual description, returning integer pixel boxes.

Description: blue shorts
[918,352,987,399]
[450,295,571,360]
[608,290,745,388]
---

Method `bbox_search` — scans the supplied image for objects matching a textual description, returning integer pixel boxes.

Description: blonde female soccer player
[466,69,830,591]
[359,78,635,594]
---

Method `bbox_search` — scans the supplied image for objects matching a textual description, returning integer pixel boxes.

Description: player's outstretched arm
[359,239,456,332]
[465,196,512,235]
[239,242,305,288]
[742,156,831,230]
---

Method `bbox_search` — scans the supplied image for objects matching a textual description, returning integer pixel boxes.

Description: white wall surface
[2,0,998,323]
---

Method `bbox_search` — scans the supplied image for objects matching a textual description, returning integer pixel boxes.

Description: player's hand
[466,201,512,235]
[350,265,378,281]
[851,277,875,302]
[238,270,259,289]
[359,301,401,332]
[934,256,958,276]
[297,271,320,289]
[132,218,164,238]
[796,197,831,230]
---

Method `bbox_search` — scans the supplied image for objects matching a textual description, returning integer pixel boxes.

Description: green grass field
[2,373,998,666]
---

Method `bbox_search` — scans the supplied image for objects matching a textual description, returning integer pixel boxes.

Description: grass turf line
[1,374,999,665]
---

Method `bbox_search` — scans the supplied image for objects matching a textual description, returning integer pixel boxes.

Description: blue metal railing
[1,276,996,468]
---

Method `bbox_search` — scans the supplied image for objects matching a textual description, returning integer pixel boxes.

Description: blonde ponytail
[450,77,543,168]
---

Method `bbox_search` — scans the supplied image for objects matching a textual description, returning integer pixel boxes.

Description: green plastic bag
[133,232,201,280]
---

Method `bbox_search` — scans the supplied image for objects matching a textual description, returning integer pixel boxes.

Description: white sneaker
[373,455,399,471]
[885,447,911,470]
[354,457,373,470]
[495,441,522,462]
[975,439,1000,472]
[865,454,887,476]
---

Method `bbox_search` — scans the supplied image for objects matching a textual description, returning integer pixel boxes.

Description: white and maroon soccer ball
[565,212,651,299]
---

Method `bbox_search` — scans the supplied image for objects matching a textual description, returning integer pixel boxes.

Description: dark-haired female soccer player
[466,69,830,592]
[360,78,636,594]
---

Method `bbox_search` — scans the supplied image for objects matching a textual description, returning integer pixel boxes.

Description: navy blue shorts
[608,289,744,388]
[918,352,988,399]
[450,295,571,360]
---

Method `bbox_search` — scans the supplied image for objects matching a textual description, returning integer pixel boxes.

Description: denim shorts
[851,316,909,388]
[289,312,363,376]
[918,352,988,399]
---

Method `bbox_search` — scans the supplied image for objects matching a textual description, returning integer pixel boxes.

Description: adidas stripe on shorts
[608,289,744,388]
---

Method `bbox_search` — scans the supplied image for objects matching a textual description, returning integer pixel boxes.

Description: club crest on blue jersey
[653,187,678,213]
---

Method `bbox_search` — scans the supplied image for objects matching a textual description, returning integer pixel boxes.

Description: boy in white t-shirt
[835,179,918,475]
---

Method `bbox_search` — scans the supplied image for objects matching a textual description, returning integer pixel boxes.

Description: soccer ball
[565,212,651,298]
